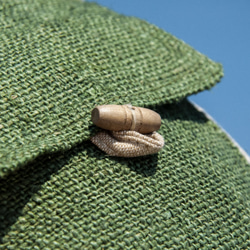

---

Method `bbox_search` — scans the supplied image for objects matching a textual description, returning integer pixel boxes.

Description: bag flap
[0,0,223,177]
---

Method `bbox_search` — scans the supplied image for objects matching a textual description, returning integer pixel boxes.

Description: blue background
[88,0,250,154]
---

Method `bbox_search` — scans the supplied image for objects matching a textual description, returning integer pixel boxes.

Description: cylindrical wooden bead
[91,104,161,134]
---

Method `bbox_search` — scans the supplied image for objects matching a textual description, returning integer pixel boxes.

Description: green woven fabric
[0,0,223,177]
[0,0,249,249]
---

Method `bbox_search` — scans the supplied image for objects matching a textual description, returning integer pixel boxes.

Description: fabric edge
[190,101,250,164]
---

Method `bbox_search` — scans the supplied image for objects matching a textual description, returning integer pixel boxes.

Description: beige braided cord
[91,130,164,157]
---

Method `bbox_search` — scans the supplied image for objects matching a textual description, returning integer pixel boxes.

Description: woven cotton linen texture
[1,100,249,249]
[0,0,223,177]
[91,131,165,157]
[0,0,250,249]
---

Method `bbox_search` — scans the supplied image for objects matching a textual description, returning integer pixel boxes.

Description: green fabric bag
[0,0,249,249]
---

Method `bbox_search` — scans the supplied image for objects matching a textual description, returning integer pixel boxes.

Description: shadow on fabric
[0,99,209,243]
